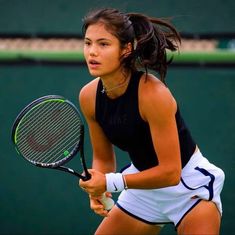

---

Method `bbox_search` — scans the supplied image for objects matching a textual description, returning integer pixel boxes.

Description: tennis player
[79,8,225,235]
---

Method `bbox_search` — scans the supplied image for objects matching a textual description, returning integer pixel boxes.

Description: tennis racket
[11,95,114,210]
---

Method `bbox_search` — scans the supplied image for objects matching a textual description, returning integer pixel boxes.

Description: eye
[84,40,91,46]
[100,42,109,47]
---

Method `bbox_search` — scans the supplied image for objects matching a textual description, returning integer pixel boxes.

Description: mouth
[89,59,101,66]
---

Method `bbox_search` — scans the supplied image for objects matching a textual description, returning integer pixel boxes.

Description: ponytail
[126,13,181,83]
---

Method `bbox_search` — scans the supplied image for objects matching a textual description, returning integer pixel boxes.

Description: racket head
[11,95,85,170]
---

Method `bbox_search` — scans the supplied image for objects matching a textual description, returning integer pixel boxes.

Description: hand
[89,193,112,217]
[79,169,106,197]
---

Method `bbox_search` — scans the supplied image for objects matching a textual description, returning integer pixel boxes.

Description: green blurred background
[0,0,234,234]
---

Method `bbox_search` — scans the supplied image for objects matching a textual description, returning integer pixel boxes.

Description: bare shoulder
[139,73,177,121]
[79,78,99,119]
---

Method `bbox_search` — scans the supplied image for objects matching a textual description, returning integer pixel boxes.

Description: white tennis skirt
[117,149,225,228]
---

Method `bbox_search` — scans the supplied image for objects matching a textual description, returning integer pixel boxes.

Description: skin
[79,22,221,234]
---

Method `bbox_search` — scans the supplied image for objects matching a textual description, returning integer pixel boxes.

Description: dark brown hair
[82,8,181,83]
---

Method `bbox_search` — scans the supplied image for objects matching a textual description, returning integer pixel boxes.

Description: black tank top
[95,71,196,170]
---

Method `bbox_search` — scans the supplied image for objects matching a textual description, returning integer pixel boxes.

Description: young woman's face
[84,23,127,78]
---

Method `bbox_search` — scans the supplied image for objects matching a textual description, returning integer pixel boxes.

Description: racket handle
[100,193,114,211]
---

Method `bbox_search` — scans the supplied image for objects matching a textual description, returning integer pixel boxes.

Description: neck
[101,79,129,94]
[101,72,131,95]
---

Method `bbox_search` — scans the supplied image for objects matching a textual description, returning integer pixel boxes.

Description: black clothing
[95,71,196,170]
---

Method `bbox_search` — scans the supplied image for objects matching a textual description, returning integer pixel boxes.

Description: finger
[104,191,112,198]
[79,178,85,187]
[79,178,89,192]
[90,198,109,217]
[94,208,109,217]
[91,202,108,216]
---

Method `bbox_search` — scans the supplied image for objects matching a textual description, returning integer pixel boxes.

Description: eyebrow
[84,37,112,42]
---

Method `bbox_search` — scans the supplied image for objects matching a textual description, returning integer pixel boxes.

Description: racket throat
[56,166,88,181]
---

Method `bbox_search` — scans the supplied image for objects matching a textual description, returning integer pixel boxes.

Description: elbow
[170,175,181,186]
[167,168,181,186]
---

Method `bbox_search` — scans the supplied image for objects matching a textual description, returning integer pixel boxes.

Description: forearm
[92,155,116,174]
[124,164,181,189]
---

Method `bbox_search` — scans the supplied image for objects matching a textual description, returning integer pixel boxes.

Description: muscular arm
[125,74,181,189]
[79,79,116,215]
[79,79,116,174]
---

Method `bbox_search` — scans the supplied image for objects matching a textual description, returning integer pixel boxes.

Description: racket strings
[16,100,83,165]
[17,101,68,141]
[18,105,79,157]
[17,101,67,152]
[31,119,81,164]
[17,102,59,147]
[21,103,81,146]
[17,103,81,161]
[20,118,80,163]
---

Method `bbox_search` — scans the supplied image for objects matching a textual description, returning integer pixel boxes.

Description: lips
[88,59,101,70]
[89,59,100,65]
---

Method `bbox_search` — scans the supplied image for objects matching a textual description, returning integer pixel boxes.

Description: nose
[89,45,98,57]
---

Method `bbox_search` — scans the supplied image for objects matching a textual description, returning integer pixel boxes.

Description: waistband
[182,148,206,172]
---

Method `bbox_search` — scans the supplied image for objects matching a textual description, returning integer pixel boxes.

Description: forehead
[85,23,117,41]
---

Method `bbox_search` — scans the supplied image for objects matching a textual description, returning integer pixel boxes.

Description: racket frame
[11,95,91,181]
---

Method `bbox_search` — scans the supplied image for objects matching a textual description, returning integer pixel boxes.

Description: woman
[79,8,225,235]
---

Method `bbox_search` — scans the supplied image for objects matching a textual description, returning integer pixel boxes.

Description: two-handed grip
[81,172,114,211]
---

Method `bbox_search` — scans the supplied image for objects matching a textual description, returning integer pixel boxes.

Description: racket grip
[100,193,115,211]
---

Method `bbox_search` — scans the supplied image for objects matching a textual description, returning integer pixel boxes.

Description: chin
[89,71,100,77]
[88,69,104,78]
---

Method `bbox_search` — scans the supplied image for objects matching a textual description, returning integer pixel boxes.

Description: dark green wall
[0,64,234,234]
[0,0,235,34]
[0,0,234,234]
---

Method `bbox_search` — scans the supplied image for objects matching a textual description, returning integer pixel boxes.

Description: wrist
[122,174,128,190]
[105,173,128,193]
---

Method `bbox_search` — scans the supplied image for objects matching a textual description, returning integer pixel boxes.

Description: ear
[121,42,132,58]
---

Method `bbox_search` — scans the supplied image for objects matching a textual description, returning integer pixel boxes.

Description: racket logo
[25,108,67,153]
[26,129,66,152]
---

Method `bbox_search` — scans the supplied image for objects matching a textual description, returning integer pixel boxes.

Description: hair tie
[133,39,138,50]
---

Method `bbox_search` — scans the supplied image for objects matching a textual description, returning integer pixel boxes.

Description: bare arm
[79,79,116,174]
[125,74,181,189]
[78,79,116,216]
